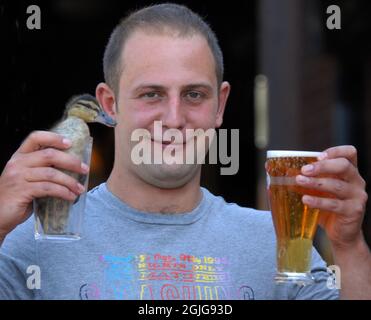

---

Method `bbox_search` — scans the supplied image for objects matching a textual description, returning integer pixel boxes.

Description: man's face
[109,30,229,188]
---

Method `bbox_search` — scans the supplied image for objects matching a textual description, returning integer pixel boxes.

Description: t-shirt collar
[95,183,213,225]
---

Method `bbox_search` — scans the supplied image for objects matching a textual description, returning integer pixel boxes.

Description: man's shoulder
[0,215,35,260]
[202,187,273,230]
[3,217,34,244]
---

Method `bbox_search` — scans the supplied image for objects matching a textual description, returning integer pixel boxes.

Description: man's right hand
[0,131,89,242]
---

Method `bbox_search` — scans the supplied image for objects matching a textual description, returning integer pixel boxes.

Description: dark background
[0,0,256,205]
[1,0,370,254]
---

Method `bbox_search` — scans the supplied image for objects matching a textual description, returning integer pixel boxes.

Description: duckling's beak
[95,111,117,127]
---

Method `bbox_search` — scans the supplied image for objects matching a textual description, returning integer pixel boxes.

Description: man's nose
[162,96,186,129]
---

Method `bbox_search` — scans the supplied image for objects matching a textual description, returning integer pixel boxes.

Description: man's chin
[135,163,201,189]
[148,179,189,189]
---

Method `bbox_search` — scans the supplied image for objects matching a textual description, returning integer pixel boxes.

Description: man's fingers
[30,182,78,202]
[19,148,89,175]
[302,195,344,213]
[302,195,367,218]
[16,131,71,154]
[322,145,358,167]
[301,158,359,182]
[296,175,352,200]
[25,167,85,195]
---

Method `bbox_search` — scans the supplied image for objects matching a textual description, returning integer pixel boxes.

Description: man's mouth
[151,138,186,148]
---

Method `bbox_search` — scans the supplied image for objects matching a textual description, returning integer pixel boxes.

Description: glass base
[275,272,314,286]
[35,232,81,242]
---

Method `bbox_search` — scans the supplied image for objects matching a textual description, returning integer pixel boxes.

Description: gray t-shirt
[0,183,339,300]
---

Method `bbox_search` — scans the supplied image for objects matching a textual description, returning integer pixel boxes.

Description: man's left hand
[296,145,368,249]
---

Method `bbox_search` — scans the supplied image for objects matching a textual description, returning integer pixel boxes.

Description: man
[0,3,370,300]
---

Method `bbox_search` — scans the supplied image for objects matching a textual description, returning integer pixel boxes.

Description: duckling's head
[65,94,116,127]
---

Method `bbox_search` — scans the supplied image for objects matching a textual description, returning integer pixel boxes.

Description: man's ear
[215,81,231,128]
[96,82,117,118]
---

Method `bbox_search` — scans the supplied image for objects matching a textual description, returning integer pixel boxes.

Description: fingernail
[77,183,85,193]
[81,163,89,173]
[302,195,313,205]
[63,138,72,147]
[297,175,310,184]
[318,152,328,161]
[302,164,314,174]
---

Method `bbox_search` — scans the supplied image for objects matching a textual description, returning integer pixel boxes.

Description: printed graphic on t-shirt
[79,253,255,300]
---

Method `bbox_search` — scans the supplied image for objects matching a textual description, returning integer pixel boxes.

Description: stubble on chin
[133,162,201,189]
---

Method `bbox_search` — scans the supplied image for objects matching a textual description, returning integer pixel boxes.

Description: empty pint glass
[266,150,324,285]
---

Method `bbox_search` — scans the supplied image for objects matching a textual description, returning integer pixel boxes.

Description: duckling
[34,94,116,236]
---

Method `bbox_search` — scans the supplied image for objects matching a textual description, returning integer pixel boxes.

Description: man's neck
[106,166,202,214]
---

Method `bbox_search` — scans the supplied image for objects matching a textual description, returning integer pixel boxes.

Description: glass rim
[266,150,322,158]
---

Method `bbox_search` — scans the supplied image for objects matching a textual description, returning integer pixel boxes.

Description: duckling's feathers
[64,94,101,115]
[66,93,98,107]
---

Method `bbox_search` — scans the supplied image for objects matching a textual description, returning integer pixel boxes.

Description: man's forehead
[121,29,212,64]
[119,29,217,87]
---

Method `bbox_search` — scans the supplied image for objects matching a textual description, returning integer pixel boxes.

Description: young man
[0,4,370,299]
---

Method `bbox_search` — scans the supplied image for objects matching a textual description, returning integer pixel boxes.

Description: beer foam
[267,150,322,158]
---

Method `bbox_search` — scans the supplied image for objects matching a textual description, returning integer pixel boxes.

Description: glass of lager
[266,150,324,285]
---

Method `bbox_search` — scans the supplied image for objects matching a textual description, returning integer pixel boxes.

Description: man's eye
[186,91,204,100]
[141,92,161,99]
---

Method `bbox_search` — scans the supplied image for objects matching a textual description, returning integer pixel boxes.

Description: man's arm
[331,233,371,299]
[296,145,371,299]
[0,131,89,298]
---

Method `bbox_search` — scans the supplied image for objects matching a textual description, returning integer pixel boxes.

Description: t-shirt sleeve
[0,217,37,299]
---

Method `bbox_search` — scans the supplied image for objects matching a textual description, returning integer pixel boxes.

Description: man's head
[96,3,230,189]
[103,3,224,98]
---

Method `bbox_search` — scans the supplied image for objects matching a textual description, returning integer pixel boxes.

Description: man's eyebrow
[132,83,214,94]
[182,83,213,92]
[132,84,168,94]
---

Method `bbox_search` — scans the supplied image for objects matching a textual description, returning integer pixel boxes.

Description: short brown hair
[103,3,224,96]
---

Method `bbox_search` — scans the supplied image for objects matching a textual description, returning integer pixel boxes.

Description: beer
[266,150,329,283]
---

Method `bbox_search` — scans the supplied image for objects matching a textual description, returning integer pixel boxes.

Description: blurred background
[1,0,370,262]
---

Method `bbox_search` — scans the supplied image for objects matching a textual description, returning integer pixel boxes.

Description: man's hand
[296,145,371,299]
[296,145,368,248]
[0,131,88,241]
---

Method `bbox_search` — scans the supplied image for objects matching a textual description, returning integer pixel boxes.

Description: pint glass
[266,150,323,285]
